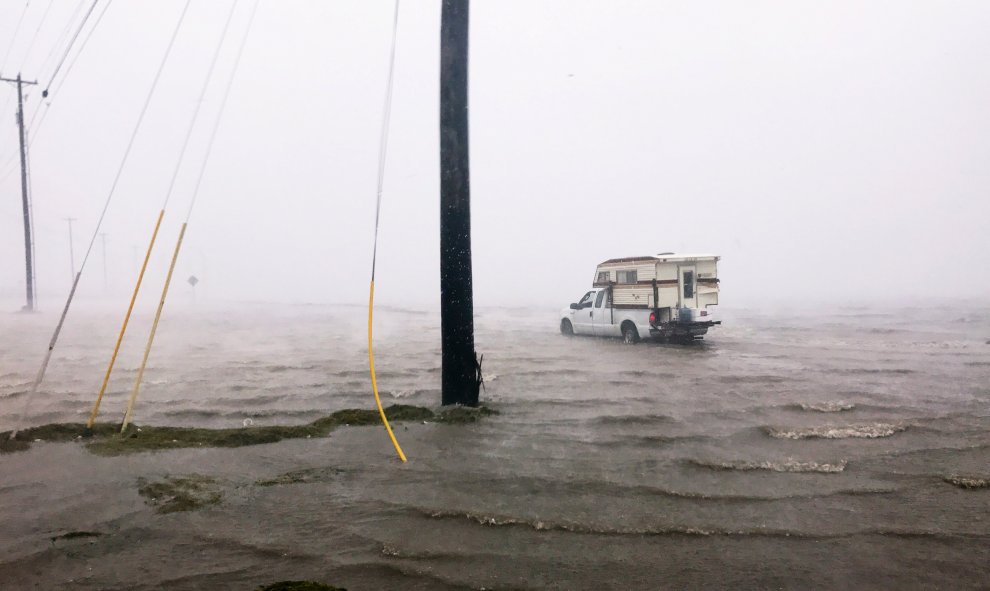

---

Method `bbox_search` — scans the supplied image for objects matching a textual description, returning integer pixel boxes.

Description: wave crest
[687,458,847,473]
[943,475,990,489]
[765,423,905,439]
[424,508,779,536]
[793,401,856,413]
[417,509,961,539]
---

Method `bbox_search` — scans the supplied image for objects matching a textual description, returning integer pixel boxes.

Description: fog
[1,0,988,312]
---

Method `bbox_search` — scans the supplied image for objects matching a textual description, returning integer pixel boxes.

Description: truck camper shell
[593,253,720,312]
[558,253,721,342]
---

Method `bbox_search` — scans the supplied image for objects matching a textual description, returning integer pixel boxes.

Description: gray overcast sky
[1,0,988,311]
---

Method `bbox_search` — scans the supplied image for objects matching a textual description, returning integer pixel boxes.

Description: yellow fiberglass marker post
[87,209,165,428]
[120,222,187,433]
[368,280,407,462]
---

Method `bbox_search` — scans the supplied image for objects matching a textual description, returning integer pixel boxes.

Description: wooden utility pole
[439,0,481,406]
[1,74,38,311]
[65,217,77,281]
[100,233,108,291]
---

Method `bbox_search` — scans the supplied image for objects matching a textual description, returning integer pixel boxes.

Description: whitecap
[766,423,905,439]
[943,475,989,489]
[690,458,847,473]
[799,401,855,413]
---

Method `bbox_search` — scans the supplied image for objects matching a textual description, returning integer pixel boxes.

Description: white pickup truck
[559,254,721,343]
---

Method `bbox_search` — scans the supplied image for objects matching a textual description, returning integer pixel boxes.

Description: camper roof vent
[657,252,674,255]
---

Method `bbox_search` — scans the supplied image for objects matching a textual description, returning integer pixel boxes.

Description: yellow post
[87,209,165,428]
[121,222,186,433]
[368,280,407,462]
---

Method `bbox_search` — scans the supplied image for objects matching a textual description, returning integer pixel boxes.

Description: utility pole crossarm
[0,76,39,85]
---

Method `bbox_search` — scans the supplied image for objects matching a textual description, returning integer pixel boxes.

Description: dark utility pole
[439,0,481,406]
[1,73,38,312]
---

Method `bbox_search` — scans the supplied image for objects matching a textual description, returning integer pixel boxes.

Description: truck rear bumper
[650,320,721,339]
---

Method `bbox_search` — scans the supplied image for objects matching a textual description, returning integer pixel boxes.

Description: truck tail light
[649,312,656,323]
[700,310,708,317]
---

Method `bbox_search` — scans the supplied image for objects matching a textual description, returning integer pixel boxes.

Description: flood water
[1,301,989,589]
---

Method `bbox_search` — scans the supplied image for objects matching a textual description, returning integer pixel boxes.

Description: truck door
[679,265,698,308]
[572,290,596,335]
[593,288,615,336]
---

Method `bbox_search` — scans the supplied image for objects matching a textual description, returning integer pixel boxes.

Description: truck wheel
[621,322,639,344]
[560,319,574,336]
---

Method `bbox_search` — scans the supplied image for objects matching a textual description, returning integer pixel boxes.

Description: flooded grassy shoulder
[0,422,119,452]
[87,423,323,456]
[2,404,498,456]
[436,405,499,424]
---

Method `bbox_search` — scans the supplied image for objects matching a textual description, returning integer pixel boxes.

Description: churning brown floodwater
[1,302,989,589]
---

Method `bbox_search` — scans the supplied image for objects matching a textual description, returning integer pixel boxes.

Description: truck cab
[560,288,651,341]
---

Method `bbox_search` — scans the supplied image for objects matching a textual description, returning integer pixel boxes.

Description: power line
[0,90,16,168]
[44,0,112,100]
[42,0,99,95]
[18,0,55,71]
[0,133,24,183]
[370,0,401,282]
[161,0,239,211]
[36,0,88,86]
[185,0,259,223]
[0,1,31,70]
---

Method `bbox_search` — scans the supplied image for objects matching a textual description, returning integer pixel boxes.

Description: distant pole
[99,233,108,291]
[65,217,77,282]
[439,0,481,406]
[187,275,198,303]
[1,73,39,311]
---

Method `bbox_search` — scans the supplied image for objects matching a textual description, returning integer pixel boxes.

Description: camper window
[597,271,609,283]
[616,270,637,284]
[683,271,695,298]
